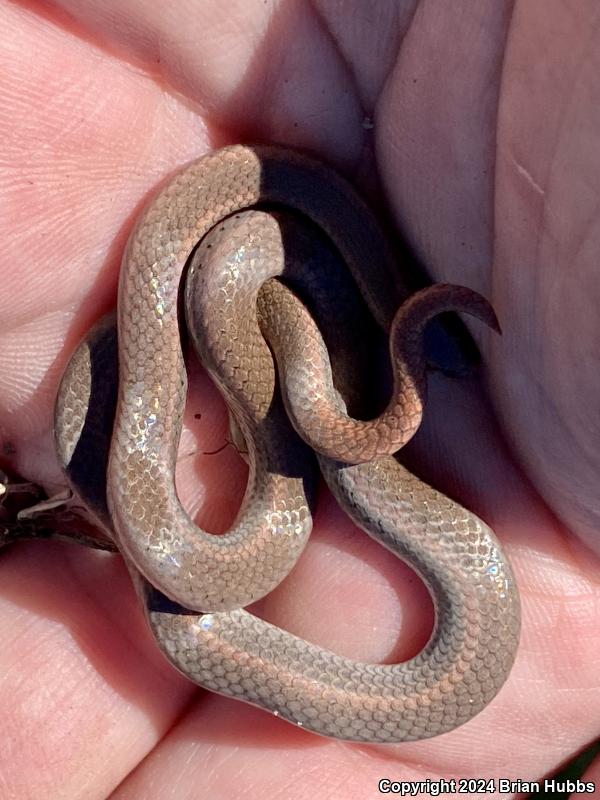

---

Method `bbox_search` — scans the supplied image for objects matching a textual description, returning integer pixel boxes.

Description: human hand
[1,2,599,798]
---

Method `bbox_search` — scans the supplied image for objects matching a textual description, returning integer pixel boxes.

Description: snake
[54,144,520,743]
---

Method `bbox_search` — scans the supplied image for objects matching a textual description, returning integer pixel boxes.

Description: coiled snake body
[55,145,520,743]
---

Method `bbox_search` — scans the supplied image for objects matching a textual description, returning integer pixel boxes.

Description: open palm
[1,2,599,798]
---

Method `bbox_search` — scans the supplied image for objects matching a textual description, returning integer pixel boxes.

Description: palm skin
[1,1,599,798]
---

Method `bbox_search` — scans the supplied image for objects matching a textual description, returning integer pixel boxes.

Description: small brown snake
[55,144,520,743]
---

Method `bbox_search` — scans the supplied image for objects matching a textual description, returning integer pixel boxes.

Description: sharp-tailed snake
[54,144,520,743]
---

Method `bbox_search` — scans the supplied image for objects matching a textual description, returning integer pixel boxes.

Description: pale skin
[1,0,600,798]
